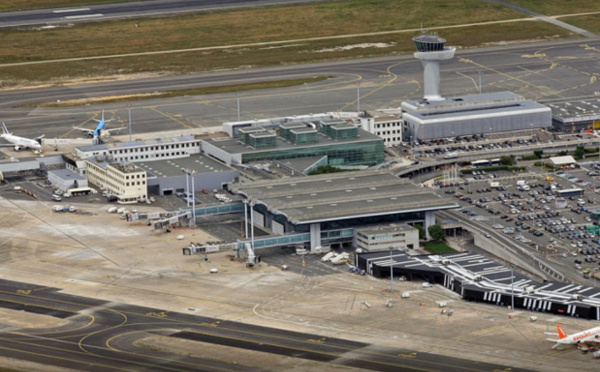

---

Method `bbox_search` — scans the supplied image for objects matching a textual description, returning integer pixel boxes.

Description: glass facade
[241,140,384,166]
[331,126,358,140]
[248,133,277,148]
[290,129,318,144]
[413,35,446,52]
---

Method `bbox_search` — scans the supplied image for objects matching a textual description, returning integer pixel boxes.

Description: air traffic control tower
[413,32,455,102]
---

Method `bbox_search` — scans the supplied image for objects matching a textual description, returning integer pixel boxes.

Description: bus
[471,158,501,168]
[65,187,92,197]
[557,188,584,199]
[471,159,490,168]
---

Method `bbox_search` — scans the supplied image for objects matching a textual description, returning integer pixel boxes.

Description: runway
[0,0,324,29]
[0,278,535,371]
[1,38,599,141]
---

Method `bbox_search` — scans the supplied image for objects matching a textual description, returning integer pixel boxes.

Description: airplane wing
[34,134,45,140]
[103,126,126,134]
[72,125,95,134]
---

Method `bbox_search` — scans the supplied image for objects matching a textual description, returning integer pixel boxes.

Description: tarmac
[1,194,600,371]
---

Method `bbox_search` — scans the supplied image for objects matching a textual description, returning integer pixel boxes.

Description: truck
[516,180,527,187]
[444,152,458,159]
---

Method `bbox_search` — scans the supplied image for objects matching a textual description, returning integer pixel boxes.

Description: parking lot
[436,159,600,282]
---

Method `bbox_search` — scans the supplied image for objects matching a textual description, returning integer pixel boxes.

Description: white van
[51,194,62,201]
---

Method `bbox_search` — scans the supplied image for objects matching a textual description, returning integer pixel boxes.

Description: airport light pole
[182,168,196,226]
[356,82,361,114]
[127,104,132,142]
[190,170,196,227]
[389,246,394,293]
[511,264,515,310]
[530,123,533,140]
[236,93,241,122]
[182,168,190,208]
[455,71,481,95]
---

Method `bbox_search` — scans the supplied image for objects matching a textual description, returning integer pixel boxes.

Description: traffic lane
[171,329,535,372]
[0,38,599,137]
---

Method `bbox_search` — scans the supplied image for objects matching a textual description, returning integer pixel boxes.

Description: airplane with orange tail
[546,324,600,350]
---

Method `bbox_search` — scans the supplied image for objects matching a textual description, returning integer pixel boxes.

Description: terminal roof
[229,171,458,224]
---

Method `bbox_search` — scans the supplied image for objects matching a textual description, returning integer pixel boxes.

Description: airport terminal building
[229,171,458,252]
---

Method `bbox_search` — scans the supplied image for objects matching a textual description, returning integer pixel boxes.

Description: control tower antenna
[412,32,456,102]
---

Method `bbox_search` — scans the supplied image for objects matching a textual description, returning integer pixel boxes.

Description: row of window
[375,122,401,128]
[114,142,197,154]
[376,130,401,136]
[113,151,189,162]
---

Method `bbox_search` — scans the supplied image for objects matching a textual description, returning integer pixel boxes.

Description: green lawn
[424,242,456,254]
[558,14,600,34]
[505,0,600,15]
[0,0,578,87]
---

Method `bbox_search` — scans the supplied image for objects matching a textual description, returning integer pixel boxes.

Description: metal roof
[547,99,600,122]
[135,155,233,178]
[229,171,458,224]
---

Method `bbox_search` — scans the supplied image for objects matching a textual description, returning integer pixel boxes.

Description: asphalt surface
[1,38,600,142]
[0,0,326,29]
[0,278,536,372]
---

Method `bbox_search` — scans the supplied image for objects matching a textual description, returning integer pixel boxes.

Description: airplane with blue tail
[73,110,125,138]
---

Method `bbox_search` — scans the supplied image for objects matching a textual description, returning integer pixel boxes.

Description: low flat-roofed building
[47,168,88,191]
[549,155,576,167]
[401,91,551,141]
[134,155,238,196]
[548,99,600,132]
[354,224,419,252]
[86,158,147,204]
[230,171,458,252]
[74,135,202,174]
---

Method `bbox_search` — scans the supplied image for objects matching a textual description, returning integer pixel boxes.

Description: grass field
[0,0,580,87]
[30,76,330,106]
[505,0,600,15]
[559,14,600,34]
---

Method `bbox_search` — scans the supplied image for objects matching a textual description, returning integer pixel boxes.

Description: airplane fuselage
[570,327,600,343]
[0,133,41,151]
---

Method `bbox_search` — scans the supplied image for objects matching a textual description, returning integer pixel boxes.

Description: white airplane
[0,122,43,153]
[73,110,125,138]
[546,324,600,350]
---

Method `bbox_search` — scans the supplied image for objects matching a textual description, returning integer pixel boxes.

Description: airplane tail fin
[557,325,568,339]
[1,122,9,135]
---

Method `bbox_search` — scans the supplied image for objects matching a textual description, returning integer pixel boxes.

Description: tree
[414,224,425,240]
[574,146,585,159]
[428,224,445,241]
[533,150,543,159]
[500,155,515,166]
